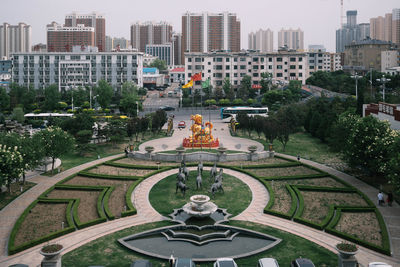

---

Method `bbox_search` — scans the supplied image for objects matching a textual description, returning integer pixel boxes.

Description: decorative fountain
[183,114,219,148]
[182,195,218,218]
[119,194,282,262]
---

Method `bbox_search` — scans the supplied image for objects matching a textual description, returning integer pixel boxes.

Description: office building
[358,23,370,40]
[47,22,95,52]
[65,12,106,52]
[184,50,307,89]
[145,43,173,66]
[130,21,173,53]
[248,29,273,52]
[343,39,393,71]
[393,8,400,47]
[182,12,241,61]
[11,51,143,90]
[278,28,304,51]
[0,22,31,59]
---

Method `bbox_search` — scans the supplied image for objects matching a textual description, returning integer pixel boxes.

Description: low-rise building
[143,67,164,88]
[169,67,185,84]
[364,102,400,130]
[184,49,307,89]
[381,50,399,72]
[11,51,143,90]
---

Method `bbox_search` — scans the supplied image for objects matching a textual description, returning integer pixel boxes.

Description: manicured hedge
[121,180,141,217]
[103,161,160,169]
[241,162,301,169]
[326,207,391,255]
[103,186,116,220]
[8,199,76,255]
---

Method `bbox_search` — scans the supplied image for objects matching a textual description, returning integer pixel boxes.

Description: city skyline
[1,0,399,52]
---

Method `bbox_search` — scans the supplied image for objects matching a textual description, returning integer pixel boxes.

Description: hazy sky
[1,0,398,52]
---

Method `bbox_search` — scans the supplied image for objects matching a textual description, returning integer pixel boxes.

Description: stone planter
[145,146,154,154]
[40,244,64,260]
[336,243,358,259]
[248,146,258,153]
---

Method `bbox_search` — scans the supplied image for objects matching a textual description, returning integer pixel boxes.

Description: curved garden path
[0,156,399,266]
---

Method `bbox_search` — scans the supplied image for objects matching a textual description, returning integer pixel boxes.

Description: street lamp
[350,72,362,100]
[376,75,391,102]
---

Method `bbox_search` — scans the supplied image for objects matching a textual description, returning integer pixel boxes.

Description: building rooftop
[170,67,184,73]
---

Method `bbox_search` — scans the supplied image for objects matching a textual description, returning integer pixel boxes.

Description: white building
[278,28,304,51]
[0,22,31,59]
[184,49,307,89]
[381,50,399,72]
[307,51,331,76]
[248,29,274,52]
[11,51,143,90]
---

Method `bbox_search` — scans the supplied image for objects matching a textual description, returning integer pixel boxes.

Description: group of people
[378,191,394,206]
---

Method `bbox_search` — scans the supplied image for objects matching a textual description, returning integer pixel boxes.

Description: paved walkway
[1,152,399,266]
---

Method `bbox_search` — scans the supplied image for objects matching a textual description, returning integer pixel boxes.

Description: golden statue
[183,114,219,148]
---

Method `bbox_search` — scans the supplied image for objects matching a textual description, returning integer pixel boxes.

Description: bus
[220,106,268,122]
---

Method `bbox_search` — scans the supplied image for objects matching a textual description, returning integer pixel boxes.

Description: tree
[0,144,24,193]
[120,94,139,117]
[140,116,150,139]
[127,117,141,141]
[35,126,75,173]
[0,87,10,111]
[151,110,167,134]
[43,84,61,112]
[387,136,400,194]
[12,107,25,123]
[104,119,127,145]
[222,78,234,101]
[214,87,224,100]
[342,116,397,176]
[75,130,94,155]
[253,116,265,139]
[238,75,251,100]
[148,58,167,71]
[260,72,272,94]
[95,80,113,109]
[236,111,250,135]
[121,81,138,98]
[275,106,299,151]
[61,112,95,137]
[263,116,279,145]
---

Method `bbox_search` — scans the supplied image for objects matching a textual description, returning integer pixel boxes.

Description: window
[318,66,322,69]
[299,65,303,69]
[253,73,259,77]
[226,73,230,77]
[290,65,296,69]
[290,73,296,77]
[195,65,202,70]
[290,57,296,62]
[299,73,303,77]
[195,58,202,62]
[208,62,211,65]
[318,60,323,63]
[216,80,222,86]
[216,73,222,78]
[226,58,230,62]
[240,73,245,77]
[269,65,272,69]
[240,65,246,70]
[234,73,238,77]
[277,57,282,62]
[240,57,246,62]
[234,58,238,62]
[234,65,238,70]
[253,57,259,62]
[309,60,315,63]
[188,65,192,70]
[269,58,272,62]
[277,65,282,69]
[261,65,265,69]
[253,65,259,70]
[226,65,230,70]
[216,65,223,70]
[310,66,314,69]
[216,57,223,62]
[234,81,238,85]
[299,57,303,62]
[277,73,283,77]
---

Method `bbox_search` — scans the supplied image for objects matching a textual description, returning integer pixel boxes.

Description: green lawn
[62,221,337,267]
[0,181,36,210]
[237,131,344,166]
[149,172,252,217]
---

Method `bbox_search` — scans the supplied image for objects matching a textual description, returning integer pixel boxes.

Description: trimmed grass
[237,131,344,166]
[61,221,337,267]
[149,171,252,217]
[0,181,36,211]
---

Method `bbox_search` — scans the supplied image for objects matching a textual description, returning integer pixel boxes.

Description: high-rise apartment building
[145,43,173,66]
[64,12,106,51]
[181,11,241,61]
[130,21,173,53]
[278,28,304,51]
[248,29,273,52]
[47,22,95,52]
[336,10,370,53]
[172,33,182,66]
[0,22,31,59]
[393,8,400,47]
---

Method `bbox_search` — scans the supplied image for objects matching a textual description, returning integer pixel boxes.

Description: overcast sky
[1,0,398,52]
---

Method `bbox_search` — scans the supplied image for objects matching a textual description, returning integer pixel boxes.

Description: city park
[0,71,400,266]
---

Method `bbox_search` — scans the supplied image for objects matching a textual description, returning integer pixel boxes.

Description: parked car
[159,106,175,111]
[205,104,219,110]
[369,263,393,267]
[178,121,186,129]
[174,258,194,267]
[213,258,238,267]
[258,257,279,267]
[131,260,152,267]
[291,258,315,267]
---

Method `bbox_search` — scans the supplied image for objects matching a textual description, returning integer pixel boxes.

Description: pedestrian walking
[378,191,384,206]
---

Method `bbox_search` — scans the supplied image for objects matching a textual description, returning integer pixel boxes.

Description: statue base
[182,138,219,148]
